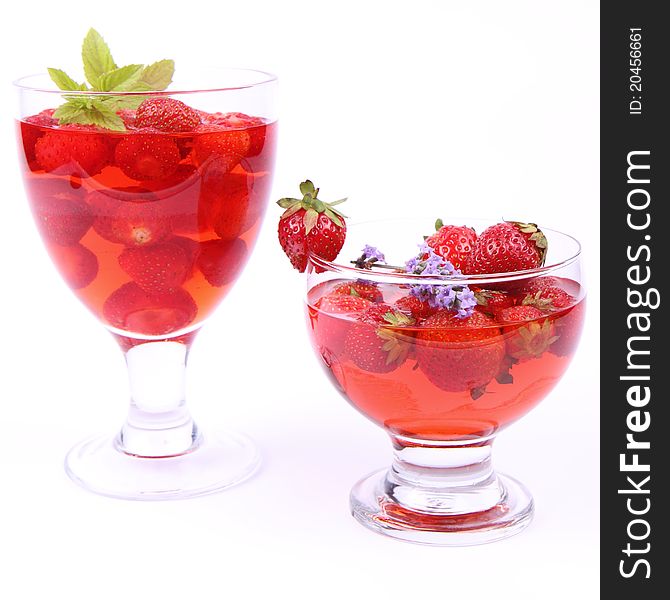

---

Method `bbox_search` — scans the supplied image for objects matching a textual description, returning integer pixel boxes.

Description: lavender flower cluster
[361,245,386,263]
[405,243,476,318]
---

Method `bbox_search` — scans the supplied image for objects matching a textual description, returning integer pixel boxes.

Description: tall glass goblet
[305,218,584,544]
[15,69,277,500]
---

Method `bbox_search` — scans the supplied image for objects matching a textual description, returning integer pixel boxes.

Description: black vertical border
[601,2,668,594]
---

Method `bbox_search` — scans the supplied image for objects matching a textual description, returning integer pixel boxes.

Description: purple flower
[405,244,475,318]
[362,245,386,262]
[354,245,387,269]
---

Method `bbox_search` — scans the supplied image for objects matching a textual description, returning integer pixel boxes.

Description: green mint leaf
[95,64,144,92]
[53,100,88,122]
[137,59,175,91]
[54,98,126,131]
[48,68,87,91]
[100,95,146,111]
[82,102,126,131]
[49,29,177,131]
[82,28,117,87]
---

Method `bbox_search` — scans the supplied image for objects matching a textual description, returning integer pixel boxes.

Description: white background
[0,1,599,598]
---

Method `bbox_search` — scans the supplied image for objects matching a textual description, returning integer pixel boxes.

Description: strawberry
[176,135,196,160]
[143,165,201,233]
[34,130,112,177]
[416,310,505,395]
[332,280,383,303]
[135,98,202,132]
[118,241,193,293]
[550,300,585,357]
[200,112,266,156]
[473,289,516,317]
[243,122,276,174]
[312,293,373,356]
[394,294,438,320]
[247,123,269,159]
[496,305,558,360]
[344,304,415,373]
[171,236,201,279]
[89,188,170,246]
[103,282,197,336]
[317,292,374,313]
[200,111,264,127]
[522,276,561,292]
[513,277,583,357]
[48,243,98,289]
[239,171,273,232]
[212,192,250,241]
[29,181,94,246]
[25,109,57,126]
[207,170,271,239]
[193,127,251,172]
[144,163,199,193]
[521,278,574,311]
[277,180,347,272]
[197,238,248,287]
[463,221,547,275]
[118,109,138,130]
[199,169,254,240]
[20,110,58,164]
[114,135,180,180]
[425,220,477,270]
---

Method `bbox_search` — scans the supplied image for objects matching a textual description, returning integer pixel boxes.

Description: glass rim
[307,217,582,286]
[12,67,278,96]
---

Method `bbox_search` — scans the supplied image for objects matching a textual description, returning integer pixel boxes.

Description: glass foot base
[350,468,534,546]
[65,429,260,501]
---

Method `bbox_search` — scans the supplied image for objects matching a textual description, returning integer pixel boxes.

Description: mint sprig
[48,28,175,131]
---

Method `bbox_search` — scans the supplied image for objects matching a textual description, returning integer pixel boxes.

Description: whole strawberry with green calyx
[344,304,416,373]
[463,221,548,275]
[496,305,559,360]
[277,180,347,272]
[425,219,477,271]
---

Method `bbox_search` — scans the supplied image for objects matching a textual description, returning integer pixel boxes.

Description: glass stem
[385,435,503,514]
[116,341,200,458]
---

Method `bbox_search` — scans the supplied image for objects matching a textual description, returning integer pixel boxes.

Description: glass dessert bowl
[15,66,277,500]
[304,218,585,545]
